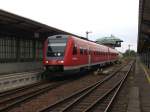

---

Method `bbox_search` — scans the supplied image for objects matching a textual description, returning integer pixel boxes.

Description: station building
[138,0,150,68]
[95,35,123,49]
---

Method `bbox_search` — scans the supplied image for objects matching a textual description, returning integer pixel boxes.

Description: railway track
[40,61,134,112]
[0,81,47,98]
[0,80,71,112]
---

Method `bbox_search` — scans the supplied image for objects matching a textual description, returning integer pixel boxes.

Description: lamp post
[86,31,92,39]
[128,44,132,57]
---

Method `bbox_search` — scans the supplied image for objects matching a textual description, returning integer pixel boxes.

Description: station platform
[128,58,150,112]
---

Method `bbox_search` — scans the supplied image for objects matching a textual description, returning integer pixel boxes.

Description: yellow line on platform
[140,63,150,84]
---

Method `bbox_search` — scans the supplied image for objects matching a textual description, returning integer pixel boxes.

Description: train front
[43,35,68,73]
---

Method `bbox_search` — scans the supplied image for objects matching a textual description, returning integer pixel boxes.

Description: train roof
[47,34,118,54]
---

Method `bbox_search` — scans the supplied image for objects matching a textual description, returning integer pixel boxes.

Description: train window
[73,45,77,55]
[97,51,99,55]
[47,38,67,57]
[84,49,88,55]
[80,48,83,55]
[47,46,65,57]
[95,51,97,55]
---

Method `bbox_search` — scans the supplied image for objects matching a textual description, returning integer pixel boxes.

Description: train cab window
[47,37,67,57]
[73,45,77,55]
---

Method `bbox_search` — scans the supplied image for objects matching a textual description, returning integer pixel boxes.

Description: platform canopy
[0,9,83,39]
[138,0,150,53]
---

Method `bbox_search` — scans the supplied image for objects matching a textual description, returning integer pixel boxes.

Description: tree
[123,50,136,57]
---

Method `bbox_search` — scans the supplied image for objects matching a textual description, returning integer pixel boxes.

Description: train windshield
[47,38,67,57]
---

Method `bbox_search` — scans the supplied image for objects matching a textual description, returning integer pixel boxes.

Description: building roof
[96,35,123,45]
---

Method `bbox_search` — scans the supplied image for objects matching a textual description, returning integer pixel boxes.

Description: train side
[43,35,119,74]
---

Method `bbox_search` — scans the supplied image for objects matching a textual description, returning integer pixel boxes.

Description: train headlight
[58,60,64,63]
[58,53,61,56]
[45,61,49,64]
[60,60,64,63]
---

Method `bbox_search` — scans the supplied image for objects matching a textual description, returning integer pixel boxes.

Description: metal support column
[148,48,150,69]
[33,39,36,61]
[16,38,20,62]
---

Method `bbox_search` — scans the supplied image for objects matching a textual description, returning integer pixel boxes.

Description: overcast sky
[0,0,139,52]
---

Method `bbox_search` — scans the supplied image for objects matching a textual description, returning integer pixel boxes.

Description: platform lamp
[128,44,133,57]
[86,31,92,39]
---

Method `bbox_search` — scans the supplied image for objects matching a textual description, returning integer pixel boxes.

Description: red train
[43,35,119,74]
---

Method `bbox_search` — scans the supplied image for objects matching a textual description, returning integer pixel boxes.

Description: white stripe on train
[64,59,117,70]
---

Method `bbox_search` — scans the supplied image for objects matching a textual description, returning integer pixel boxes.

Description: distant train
[43,35,119,75]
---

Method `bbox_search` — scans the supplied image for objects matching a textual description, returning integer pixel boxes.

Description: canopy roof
[96,35,123,45]
[0,9,84,39]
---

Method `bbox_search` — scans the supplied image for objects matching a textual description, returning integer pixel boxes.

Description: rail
[39,61,134,112]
